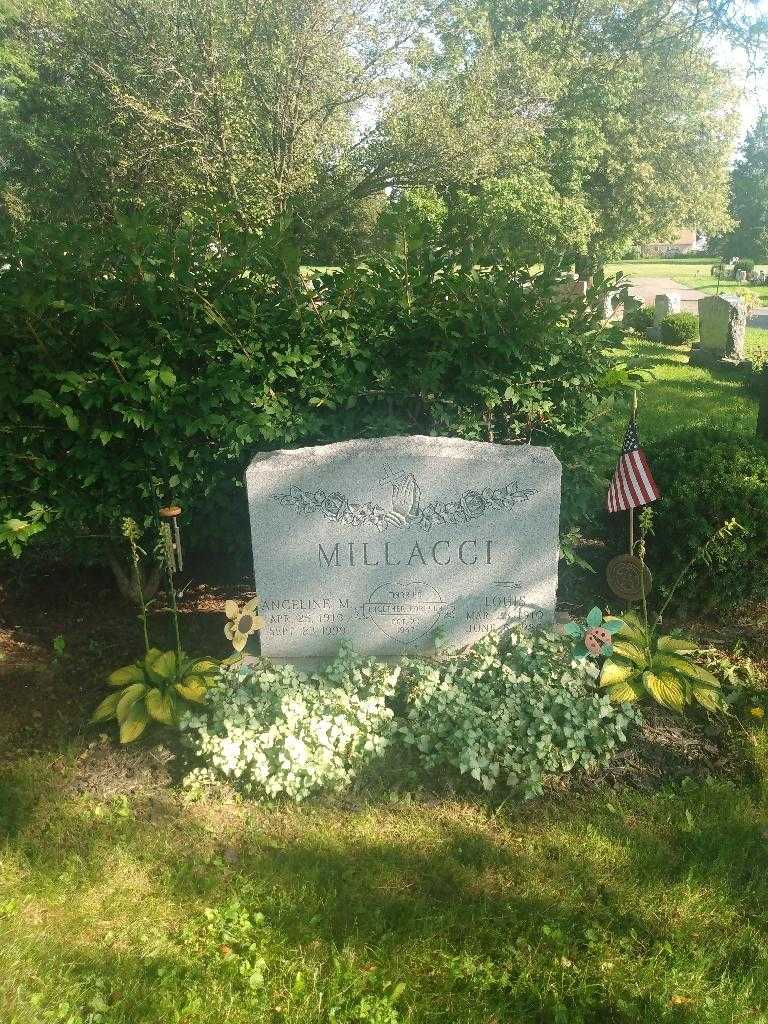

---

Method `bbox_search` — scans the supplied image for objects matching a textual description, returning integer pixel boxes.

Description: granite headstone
[690,293,748,367]
[654,293,682,326]
[245,436,562,659]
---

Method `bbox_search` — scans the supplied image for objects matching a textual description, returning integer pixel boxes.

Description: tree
[0,0,548,244]
[721,113,768,263]
[444,0,738,273]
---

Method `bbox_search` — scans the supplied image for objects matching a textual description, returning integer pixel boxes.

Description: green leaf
[145,649,178,685]
[175,676,207,703]
[608,613,647,645]
[116,683,148,723]
[120,700,149,743]
[145,687,176,725]
[108,663,146,687]
[158,366,176,386]
[563,622,583,638]
[656,635,699,654]
[692,685,721,712]
[652,654,720,688]
[603,618,625,635]
[91,691,122,723]
[612,640,649,669]
[643,671,685,711]
[607,678,642,702]
[586,607,602,627]
[600,659,638,687]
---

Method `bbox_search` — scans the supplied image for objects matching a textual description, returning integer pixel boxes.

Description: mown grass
[606,259,768,305]
[1,741,768,1024]
[604,336,759,448]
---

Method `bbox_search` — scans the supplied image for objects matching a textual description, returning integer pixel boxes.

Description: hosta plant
[600,613,722,711]
[92,648,219,743]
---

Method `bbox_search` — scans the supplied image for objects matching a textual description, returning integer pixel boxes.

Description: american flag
[606,417,660,512]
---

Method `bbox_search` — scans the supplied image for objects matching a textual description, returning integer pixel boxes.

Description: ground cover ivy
[180,647,399,801]
[181,630,641,801]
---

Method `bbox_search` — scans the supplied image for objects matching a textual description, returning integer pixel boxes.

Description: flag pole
[628,389,638,555]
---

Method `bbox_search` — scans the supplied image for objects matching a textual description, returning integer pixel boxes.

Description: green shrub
[398,630,640,798]
[659,311,698,345]
[626,305,656,336]
[180,631,640,801]
[735,258,755,274]
[649,430,768,613]
[1,217,618,568]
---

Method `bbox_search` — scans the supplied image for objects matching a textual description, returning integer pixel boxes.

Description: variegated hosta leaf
[657,635,699,654]
[691,685,722,712]
[145,649,179,685]
[175,676,208,703]
[119,699,149,743]
[107,662,145,687]
[612,640,649,669]
[600,658,638,687]
[91,690,123,723]
[652,654,720,688]
[145,687,176,725]
[607,678,643,702]
[643,670,685,711]
[606,612,647,646]
[116,683,148,723]
[188,658,219,679]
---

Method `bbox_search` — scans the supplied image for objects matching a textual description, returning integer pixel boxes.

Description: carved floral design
[275,473,535,532]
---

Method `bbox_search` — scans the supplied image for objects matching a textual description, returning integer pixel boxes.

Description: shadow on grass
[8,784,767,1023]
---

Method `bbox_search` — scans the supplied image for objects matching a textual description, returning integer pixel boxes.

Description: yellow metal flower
[224,598,263,652]
[749,706,765,718]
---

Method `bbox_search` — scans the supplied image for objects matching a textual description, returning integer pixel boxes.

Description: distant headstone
[654,293,681,326]
[690,293,748,368]
[622,292,643,325]
[245,436,562,659]
[553,278,588,304]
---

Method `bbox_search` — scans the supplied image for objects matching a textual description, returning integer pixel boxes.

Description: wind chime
[158,504,183,574]
[604,389,659,606]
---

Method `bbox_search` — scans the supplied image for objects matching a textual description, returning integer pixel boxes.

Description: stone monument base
[689,346,752,372]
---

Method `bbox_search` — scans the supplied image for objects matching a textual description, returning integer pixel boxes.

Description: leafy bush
[181,631,640,801]
[659,311,698,345]
[180,647,399,800]
[397,630,640,798]
[626,304,656,336]
[650,431,768,612]
[1,216,619,569]
[735,258,755,273]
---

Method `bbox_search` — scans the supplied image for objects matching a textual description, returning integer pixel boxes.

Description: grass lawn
[2,745,768,1024]
[604,336,760,446]
[606,259,768,305]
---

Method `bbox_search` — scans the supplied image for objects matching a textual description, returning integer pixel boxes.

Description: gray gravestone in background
[691,293,748,367]
[653,293,681,326]
[245,436,562,659]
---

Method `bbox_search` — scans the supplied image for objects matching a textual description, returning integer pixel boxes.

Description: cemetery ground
[2,335,768,1023]
[606,258,768,306]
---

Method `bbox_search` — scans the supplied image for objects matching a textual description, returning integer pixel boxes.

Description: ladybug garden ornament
[563,607,625,659]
